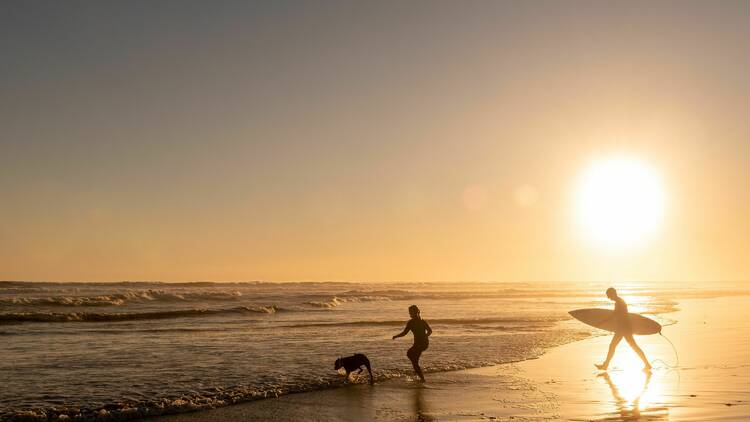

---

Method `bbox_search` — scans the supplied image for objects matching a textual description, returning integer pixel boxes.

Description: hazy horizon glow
[2,1,750,282]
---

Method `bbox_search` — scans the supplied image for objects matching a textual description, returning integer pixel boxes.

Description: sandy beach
[146,295,750,421]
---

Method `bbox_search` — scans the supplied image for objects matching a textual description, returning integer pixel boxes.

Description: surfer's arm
[392,322,411,339]
[600,310,629,328]
[424,320,432,337]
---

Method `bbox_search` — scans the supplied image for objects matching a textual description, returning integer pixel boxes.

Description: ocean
[0,281,695,421]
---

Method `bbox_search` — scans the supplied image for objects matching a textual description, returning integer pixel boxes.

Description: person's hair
[606,287,617,297]
[408,305,420,316]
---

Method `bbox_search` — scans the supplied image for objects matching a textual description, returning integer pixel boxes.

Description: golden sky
[1,1,749,282]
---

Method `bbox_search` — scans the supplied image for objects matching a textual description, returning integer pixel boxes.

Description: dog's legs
[364,358,374,385]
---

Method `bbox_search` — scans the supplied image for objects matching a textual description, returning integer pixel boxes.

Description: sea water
[0,281,690,420]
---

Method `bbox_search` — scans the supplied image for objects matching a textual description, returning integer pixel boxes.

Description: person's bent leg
[407,346,425,381]
[625,335,651,369]
[600,334,623,369]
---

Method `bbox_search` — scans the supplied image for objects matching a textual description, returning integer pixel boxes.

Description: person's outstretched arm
[392,322,411,339]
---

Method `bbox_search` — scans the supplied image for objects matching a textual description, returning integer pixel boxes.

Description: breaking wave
[0,305,283,324]
[306,295,391,309]
[0,289,244,307]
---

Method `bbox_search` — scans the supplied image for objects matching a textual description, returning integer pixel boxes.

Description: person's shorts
[408,342,428,356]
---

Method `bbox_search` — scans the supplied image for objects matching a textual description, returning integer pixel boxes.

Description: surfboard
[569,308,661,335]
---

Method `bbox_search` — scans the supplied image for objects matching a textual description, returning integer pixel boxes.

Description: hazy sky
[2,1,749,282]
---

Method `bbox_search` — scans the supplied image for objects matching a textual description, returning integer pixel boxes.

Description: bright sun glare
[575,156,665,248]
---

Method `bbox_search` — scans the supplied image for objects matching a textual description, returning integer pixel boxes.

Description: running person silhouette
[393,305,432,381]
[596,287,651,371]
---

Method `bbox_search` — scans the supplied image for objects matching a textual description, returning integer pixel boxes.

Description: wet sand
[517,295,750,421]
[147,296,750,421]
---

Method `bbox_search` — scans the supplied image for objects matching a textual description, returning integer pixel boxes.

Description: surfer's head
[606,287,618,300]
[408,305,420,319]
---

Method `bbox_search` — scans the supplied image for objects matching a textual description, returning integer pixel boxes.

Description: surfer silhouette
[596,288,652,371]
[393,305,432,381]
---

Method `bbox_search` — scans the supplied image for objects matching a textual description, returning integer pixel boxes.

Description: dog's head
[334,357,343,370]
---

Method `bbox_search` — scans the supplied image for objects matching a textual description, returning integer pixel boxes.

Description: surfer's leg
[624,334,651,369]
[600,334,623,369]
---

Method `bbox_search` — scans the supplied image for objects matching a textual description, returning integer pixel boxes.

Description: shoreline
[128,327,599,421]
[144,296,750,421]
[123,330,593,422]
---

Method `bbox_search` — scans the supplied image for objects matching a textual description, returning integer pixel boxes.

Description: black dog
[334,353,373,385]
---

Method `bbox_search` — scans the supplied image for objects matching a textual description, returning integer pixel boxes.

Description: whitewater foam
[0,305,283,324]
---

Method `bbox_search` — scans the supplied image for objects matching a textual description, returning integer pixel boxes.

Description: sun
[575,156,665,248]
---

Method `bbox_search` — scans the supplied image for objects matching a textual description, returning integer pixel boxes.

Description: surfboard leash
[651,332,679,369]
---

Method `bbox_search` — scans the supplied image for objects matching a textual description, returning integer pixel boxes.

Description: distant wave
[0,280,340,288]
[0,305,284,324]
[4,281,749,304]
[0,289,244,307]
[281,315,568,329]
[336,289,598,301]
[306,295,391,309]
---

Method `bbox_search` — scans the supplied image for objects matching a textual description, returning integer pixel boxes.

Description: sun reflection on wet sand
[598,368,672,420]
[595,341,672,419]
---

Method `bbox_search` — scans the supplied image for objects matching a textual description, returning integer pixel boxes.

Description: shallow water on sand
[0,281,717,420]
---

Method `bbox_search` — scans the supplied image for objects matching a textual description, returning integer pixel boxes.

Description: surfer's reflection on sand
[598,371,669,420]
[412,385,434,422]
